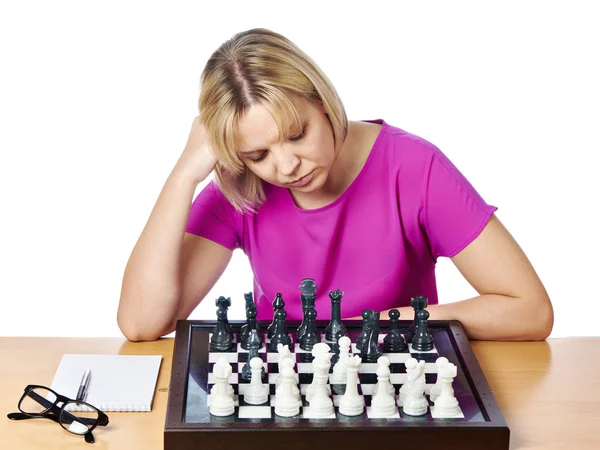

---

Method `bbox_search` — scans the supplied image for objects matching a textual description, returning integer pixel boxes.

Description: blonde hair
[199,28,348,214]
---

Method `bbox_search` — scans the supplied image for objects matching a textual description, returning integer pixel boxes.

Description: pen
[76,368,91,402]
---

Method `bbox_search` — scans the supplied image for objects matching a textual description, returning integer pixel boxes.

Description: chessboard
[165,319,509,450]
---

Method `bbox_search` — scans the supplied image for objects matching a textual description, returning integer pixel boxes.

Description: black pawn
[210,297,233,352]
[269,309,292,352]
[356,309,373,351]
[267,293,285,340]
[411,309,434,352]
[242,329,265,382]
[325,289,347,343]
[383,309,406,352]
[299,308,319,351]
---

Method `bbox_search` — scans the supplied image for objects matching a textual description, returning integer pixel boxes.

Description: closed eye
[247,125,307,164]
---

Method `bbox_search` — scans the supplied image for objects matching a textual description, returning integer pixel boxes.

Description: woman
[118,28,553,342]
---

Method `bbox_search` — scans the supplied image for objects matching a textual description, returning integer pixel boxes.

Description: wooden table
[1,337,598,449]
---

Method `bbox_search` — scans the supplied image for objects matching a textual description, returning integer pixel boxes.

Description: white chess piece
[372,355,395,397]
[210,357,234,399]
[429,357,449,403]
[402,360,428,416]
[370,356,397,418]
[306,343,332,401]
[276,357,301,403]
[307,348,334,417]
[209,356,235,416]
[276,343,293,388]
[330,336,351,384]
[398,357,418,407]
[339,355,364,416]
[275,360,301,417]
[432,362,461,417]
[243,357,269,405]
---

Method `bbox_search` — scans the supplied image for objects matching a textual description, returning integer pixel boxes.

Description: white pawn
[275,360,301,417]
[209,357,235,416]
[402,359,428,416]
[276,343,293,388]
[372,356,395,397]
[339,355,364,416]
[429,357,449,403]
[370,356,397,418]
[330,336,351,384]
[210,357,234,399]
[244,357,269,405]
[432,362,461,418]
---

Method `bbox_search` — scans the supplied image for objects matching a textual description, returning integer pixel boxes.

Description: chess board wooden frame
[165,319,509,450]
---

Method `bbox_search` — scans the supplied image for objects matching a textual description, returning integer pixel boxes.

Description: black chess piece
[356,309,374,350]
[330,329,347,368]
[242,329,265,382]
[383,309,406,352]
[299,308,319,351]
[268,308,292,352]
[267,293,285,340]
[325,289,347,342]
[411,309,434,352]
[406,295,428,343]
[210,296,233,352]
[360,311,382,362]
[240,307,259,350]
[297,278,317,341]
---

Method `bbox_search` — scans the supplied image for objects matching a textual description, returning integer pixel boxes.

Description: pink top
[186,119,497,321]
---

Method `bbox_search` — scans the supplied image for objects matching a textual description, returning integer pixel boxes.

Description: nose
[274,146,301,176]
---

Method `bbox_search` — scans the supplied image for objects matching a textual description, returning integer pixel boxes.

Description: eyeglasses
[7,385,109,444]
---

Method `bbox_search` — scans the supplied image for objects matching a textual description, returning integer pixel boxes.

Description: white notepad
[50,354,162,412]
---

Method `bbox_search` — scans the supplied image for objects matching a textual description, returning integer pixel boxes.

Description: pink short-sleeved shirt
[186,119,497,321]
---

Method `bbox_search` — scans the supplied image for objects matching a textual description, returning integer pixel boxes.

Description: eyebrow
[238,121,307,154]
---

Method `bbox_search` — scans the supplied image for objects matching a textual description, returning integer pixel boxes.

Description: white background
[1,1,598,338]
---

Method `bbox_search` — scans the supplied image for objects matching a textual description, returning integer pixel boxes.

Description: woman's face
[235,96,336,194]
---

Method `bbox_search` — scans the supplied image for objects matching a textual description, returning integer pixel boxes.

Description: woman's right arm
[117,118,233,341]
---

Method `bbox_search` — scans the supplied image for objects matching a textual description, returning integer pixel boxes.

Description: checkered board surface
[206,331,465,421]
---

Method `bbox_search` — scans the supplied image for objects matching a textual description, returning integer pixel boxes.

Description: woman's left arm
[391,214,554,341]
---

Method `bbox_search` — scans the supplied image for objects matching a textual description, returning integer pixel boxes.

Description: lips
[287,170,314,187]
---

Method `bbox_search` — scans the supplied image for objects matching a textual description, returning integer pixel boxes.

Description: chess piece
[338,355,364,416]
[240,292,260,349]
[267,293,285,340]
[241,330,265,382]
[307,346,334,417]
[429,357,449,403]
[210,357,234,399]
[355,309,373,351]
[330,336,352,384]
[412,309,434,352]
[402,360,428,416]
[269,308,292,352]
[209,356,235,416]
[274,359,301,417]
[372,356,395,397]
[325,289,347,342]
[306,343,332,401]
[432,361,461,417]
[210,296,233,352]
[360,311,382,363]
[243,357,269,405]
[299,308,319,351]
[276,343,294,388]
[398,357,419,407]
[383,309,406,352]
[276,357,300,402]
[406,295,427,343]
[297,278,317,341]
[370,355,398,418]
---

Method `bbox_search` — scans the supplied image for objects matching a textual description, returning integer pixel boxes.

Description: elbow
[523,294,554,341]
[117,310,171,342]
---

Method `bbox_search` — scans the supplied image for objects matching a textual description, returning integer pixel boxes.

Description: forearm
[380,293,553,341]
[118,167,199,341]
